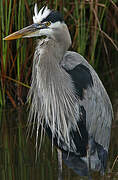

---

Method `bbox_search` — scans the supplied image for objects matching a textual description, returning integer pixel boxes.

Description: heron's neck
[42,38,67,61]
[29,38,78,152]
[32,39,66,93]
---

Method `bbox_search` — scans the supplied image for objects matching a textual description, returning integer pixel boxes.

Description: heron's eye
[45,21,51,27]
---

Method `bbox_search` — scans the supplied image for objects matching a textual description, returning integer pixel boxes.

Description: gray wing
[61,51,113,151]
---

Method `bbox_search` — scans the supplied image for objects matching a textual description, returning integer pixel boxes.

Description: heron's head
[4,4,71,49]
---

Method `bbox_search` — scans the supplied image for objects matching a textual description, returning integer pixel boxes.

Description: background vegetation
[0,1,118,178]
[0,0,118,107]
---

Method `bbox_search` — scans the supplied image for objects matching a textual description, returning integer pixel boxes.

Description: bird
[4,4,113,179]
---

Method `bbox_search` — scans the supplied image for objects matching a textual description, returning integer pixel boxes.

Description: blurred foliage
[0,0,118,106]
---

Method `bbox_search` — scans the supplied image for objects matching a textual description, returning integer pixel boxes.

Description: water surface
[0,107,118,180]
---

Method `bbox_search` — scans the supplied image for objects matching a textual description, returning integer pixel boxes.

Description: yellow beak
[3,23,47,40]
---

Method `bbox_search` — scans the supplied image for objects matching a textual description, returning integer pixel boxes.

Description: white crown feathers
[33,4,51,23]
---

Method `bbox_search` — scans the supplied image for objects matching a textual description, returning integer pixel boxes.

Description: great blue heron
[4,4,113,179]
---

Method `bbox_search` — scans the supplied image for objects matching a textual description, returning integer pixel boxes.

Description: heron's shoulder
[61,51,94,100]
[61,51,89,70]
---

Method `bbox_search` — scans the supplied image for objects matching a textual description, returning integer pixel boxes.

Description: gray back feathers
[61,51,113,151]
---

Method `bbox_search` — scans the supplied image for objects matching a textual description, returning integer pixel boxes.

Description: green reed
[0,0,118,106]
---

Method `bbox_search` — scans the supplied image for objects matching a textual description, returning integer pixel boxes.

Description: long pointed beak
[3,23,46,40]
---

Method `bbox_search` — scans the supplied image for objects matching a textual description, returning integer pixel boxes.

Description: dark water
[0,106,118,180]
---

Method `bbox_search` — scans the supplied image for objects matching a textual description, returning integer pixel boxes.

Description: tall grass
[0,0,118,106]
